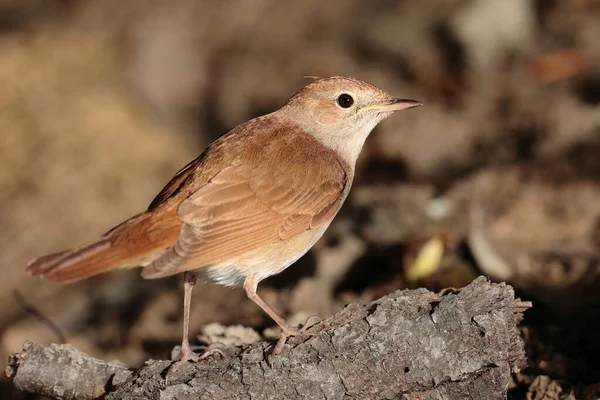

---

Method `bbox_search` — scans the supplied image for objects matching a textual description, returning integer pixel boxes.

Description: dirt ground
[1,1,599,399]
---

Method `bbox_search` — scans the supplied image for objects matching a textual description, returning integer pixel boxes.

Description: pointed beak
[380,98,423,112]
[359,98,422,113]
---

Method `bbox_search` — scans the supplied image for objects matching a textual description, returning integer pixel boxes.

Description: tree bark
[6,276,530,399]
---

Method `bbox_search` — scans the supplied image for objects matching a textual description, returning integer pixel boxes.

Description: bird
[26,76,421,369]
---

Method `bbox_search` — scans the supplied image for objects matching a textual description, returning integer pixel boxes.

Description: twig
[13,290,66,344]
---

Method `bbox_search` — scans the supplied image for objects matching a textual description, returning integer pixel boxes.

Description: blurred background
[1,0,599,398]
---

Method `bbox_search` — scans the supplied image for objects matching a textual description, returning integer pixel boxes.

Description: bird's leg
[179,271,198,362]
[167,271,222,377]
[243,275,319,355]
[243,274,299,335]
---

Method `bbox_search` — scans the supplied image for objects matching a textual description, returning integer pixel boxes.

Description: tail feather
[26,209,181,283]
[26,238,114,282]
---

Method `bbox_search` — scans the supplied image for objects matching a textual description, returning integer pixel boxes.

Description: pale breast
[201,218,333,287]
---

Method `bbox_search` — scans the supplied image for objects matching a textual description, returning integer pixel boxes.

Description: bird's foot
[273,315,321,355]
[166,342,223,382]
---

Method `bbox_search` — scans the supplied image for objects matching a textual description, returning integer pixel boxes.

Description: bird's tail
[26,210,181,283]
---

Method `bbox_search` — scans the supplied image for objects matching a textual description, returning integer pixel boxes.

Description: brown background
[1,0,599,398]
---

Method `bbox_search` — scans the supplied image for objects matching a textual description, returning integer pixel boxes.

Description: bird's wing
[146,156,203,211]
[141,133,348,278]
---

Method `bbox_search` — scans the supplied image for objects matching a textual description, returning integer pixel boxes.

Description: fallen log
[6,276,529,399]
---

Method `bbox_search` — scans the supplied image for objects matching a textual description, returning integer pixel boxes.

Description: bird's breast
[201,199,347,288]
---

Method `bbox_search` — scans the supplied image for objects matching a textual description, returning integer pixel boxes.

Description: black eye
[337,93,354,108]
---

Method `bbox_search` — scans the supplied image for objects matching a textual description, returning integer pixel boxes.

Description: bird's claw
[165,343,224,383]
[273,315,321,355]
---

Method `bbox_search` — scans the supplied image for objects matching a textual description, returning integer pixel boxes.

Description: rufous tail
[26,209,181,283]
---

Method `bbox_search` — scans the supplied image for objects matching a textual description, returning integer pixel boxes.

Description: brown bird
[26,76,421,368]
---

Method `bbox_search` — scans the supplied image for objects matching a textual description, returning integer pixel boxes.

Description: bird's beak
[360,98,422,113]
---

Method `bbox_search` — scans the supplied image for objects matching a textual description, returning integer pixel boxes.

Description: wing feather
[142,131,348,279]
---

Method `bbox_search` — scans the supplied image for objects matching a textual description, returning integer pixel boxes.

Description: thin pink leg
[243,274,299,335]
[179,271,198,362]
[244,274,319,354]
[167,271,222,378]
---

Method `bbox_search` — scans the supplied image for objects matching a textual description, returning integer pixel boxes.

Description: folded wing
[141,133,347,279]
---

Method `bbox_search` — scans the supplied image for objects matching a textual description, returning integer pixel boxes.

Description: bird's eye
[337,93,354,108]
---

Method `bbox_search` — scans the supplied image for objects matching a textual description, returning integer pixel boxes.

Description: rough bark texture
[6,277,529,399]
[5,341,132,399]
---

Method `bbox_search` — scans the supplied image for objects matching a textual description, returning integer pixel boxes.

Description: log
[6,276,530,399]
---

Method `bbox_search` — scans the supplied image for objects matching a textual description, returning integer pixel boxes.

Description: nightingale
[26,76,421,368]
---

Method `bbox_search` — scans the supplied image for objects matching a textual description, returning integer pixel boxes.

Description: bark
[6,276,530,400]
[6,341,132,399]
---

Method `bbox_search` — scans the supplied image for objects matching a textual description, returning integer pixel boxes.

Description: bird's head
[281,76,421,164]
